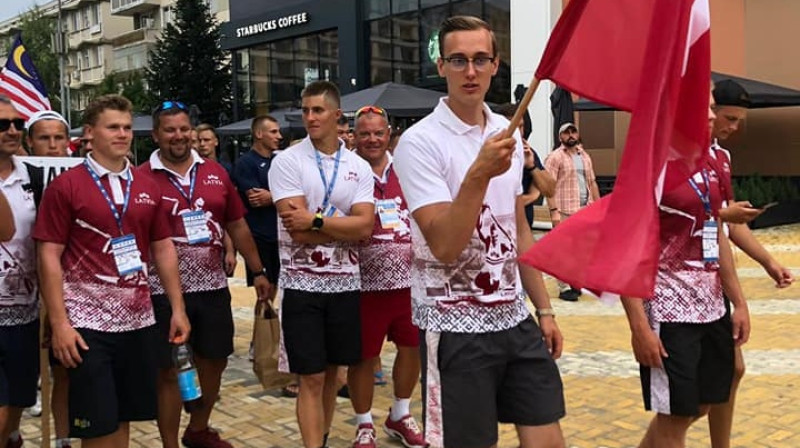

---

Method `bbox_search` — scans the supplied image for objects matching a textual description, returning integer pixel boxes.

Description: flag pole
[503,77,541,139]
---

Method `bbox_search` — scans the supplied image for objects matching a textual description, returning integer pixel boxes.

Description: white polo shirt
[269,136,374,293]
[393,97,530,334]
[0,156,38,326]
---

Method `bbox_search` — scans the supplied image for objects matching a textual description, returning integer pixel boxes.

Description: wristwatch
[535,308,556,318]
[252,267,268,279]
[311,212,324,231]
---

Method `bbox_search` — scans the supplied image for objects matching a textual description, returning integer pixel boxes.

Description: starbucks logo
[427,33,439,63]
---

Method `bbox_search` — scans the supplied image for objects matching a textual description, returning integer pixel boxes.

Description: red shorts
[360,288,419,359]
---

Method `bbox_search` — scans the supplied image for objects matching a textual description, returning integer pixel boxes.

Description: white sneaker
[27,390,42,417]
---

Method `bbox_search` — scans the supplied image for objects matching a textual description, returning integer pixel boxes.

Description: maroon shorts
[360,288,419,359]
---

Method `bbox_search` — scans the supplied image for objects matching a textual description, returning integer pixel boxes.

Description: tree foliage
[145,0,230,126]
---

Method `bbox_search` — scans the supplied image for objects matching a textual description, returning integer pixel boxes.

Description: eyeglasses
[154,101,188,114]
[442,55,496,72]
[355,105,386,119]
[0,118,25,132]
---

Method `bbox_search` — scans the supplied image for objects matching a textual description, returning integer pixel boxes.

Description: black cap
[713,79,750,108]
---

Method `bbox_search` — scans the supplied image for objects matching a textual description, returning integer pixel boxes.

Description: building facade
[220,0,511,120]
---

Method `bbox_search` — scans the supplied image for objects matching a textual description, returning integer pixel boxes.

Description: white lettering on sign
[236,12,309,38]
[20,156,84,188]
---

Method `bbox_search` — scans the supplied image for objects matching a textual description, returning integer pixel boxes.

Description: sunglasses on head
[0,118,25,133]
[355,105,386,119]
[154,100,188,114]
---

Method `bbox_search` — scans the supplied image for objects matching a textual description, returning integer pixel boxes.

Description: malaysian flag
[0,34,51,120]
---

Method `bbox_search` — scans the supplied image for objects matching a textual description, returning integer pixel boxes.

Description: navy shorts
[0,320,40,408]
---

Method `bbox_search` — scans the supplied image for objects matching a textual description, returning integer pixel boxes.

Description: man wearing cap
[348,105,425,448]
[706,79,794,448]
[139,101,272,448]
[0,94,39,448]
[24,109,75,448]
[26,110,70,157]
[544,122,599,301]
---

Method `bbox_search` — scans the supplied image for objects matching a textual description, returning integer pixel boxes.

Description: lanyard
[315,149,341,210]
[167,165,198,205]
[84,160,132,235]
[687,169,712,217]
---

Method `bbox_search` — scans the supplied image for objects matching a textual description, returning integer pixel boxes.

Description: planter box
[749,200,800,229]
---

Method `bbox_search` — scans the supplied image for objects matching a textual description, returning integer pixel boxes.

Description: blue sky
[1,0,42,23]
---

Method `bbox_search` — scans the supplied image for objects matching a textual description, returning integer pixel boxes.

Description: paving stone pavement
[18,224,800,447]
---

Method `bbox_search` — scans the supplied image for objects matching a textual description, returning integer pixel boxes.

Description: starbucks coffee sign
[236,12,309,38]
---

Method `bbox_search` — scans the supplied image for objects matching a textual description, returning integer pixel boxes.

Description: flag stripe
[1,70,50,106]
[0,34,51,121]
[0,75,49,113]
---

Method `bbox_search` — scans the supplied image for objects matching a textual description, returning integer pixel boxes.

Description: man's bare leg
[297,371,326,448]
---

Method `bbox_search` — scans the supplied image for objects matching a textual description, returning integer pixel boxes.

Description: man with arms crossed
[269,80,374,448]
[393,16,566,448]
[349,105,425,448]
[139,101,272,448]
[34,95,190,448]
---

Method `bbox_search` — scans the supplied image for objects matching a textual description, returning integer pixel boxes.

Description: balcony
[111,0,160,16]
[112,27,160,47]
[67,24,105,50]
[69,65,106,89]
[112,41,155,73]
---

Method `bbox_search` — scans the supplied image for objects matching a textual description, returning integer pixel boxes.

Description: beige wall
[576,0,800,177]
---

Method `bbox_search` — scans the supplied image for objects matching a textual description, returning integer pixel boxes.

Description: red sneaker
[352,423,377,448]
[181,427,233,448]
[384,414,427,448]
[6,435,22,448]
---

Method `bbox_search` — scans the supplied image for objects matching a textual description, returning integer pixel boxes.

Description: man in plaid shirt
[544,122,599,301]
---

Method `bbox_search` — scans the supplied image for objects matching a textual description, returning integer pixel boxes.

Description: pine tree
[145,0,230,126]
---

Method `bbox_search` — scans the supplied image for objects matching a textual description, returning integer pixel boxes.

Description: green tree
[145,0,230,126]
[16,7,62,113]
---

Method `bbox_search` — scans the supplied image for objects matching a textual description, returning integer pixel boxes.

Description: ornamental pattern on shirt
[359,169,412,291]
[409,205,526,333]
[278,227,361,292]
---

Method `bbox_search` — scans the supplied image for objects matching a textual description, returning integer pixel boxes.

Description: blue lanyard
[166,165,198,205]
[687,169,712,217]
[315,148,342,210]
[84,160,132,235]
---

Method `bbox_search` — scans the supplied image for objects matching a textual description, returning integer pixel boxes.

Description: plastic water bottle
[173,343,202,413]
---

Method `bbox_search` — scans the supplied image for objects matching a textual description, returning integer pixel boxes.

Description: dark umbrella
[216,108,304,136]
[337,82,445,118]
[574,72,800,110]
[69,114,153,137]
[550,86,575,148]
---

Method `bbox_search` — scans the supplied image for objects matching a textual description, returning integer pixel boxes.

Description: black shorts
[246,239,279,285]
[281,289,361,374]
[69,326,158,439]
[152,289,234,369]
[640,313,734,417]
[420,317,565,448]
[0,320,40,408]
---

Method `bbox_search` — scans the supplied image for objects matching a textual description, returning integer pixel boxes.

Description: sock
[322,432,329,447]
[356,412,373,425]
[391,398,411,421]
[56,439,71,448]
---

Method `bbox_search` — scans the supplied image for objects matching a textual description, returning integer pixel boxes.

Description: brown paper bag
[252,301,294,390]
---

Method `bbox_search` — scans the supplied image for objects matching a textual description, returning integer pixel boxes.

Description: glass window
[452,0,482,16]
[319,30,339,83]
[421,0,448,7]
[419,5,448,82]
[92,4,101,25]
[485,0,511,104]
[369,18,393,86]
[364,0,391,20]
[391,12,420,84]
[392,0,419,14]
[250,45,270,113]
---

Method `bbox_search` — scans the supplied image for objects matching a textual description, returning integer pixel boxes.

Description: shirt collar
[3,156,32,185]
[303,136,348,160]
[373,153,393,183]
[149,149,204,177]
[433,97,504,136]
[86,152,133,180]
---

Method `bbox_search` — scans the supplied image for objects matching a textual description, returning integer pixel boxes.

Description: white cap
[558,122,577,134]
[25,110,69,132]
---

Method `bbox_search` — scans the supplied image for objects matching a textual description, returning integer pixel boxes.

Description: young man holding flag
[393,16,565,448]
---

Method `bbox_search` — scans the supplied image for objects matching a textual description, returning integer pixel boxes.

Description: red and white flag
[521,0,711,299]
[0,34,52,120]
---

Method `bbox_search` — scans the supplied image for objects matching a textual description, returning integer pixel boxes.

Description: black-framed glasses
[0,118,25,132]
[154,101,188,114]
[355,105,387,119]
[442,55,496,72]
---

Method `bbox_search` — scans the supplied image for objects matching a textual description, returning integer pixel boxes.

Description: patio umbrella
[338,82,445,118]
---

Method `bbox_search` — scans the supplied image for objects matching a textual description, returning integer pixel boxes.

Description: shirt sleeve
[268,152,304,203]
[32,176,73,244]
[544,151,560,178]
[232,154,260,193]
[353,159,375,206]
[393,133,453,213]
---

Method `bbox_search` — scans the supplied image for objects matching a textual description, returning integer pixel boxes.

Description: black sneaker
[558,289,579,302]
